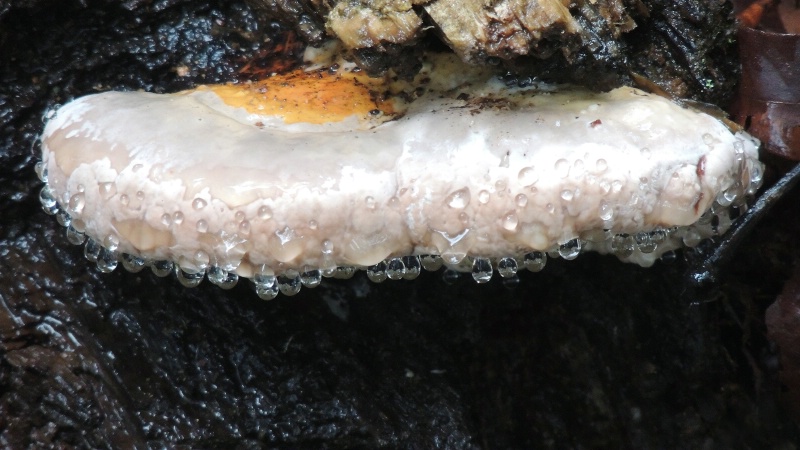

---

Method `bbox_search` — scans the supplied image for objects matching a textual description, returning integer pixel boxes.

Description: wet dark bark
[1,0,799,448]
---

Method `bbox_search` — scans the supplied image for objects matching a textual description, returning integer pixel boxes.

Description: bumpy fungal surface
[38,54,762,297]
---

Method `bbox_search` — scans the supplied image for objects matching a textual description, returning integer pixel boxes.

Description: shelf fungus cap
[40,54,763,289]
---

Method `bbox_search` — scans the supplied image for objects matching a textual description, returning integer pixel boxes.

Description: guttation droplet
[471,257,493,283]
[445,187,471,209]
[192,198,207,210]
[501,212,518,231]
[497,257,518,278]
[518,166,538,186]
[558,239,582,260]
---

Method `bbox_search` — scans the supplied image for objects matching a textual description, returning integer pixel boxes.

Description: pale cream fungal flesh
[38,52,763,297]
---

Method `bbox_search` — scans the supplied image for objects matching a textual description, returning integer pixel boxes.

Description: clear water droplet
[555,158,570,178]
[560,189,574,201]
[39,185,57,213]
[445,187,471,209]
[442,269,461,284]
[333,266,356,279]
[367,261,388,283]
[497,257,518,278]
[208,266,239,289]
[635,232,658,253]
[641,147,651,159]
[611,234,635,257]
[150,260,174,277]
[103,234,119,251]
[471,257,493,283]
[69,192,85,214]
[386,257,406,280]
[119,194,129,206]
[35,161,48,182]
[161,213,172,227]
[599,200,614,221]
[308,220,318,230]
[192,198,207,210]
[523,251,547,272]
[196,219,208,233]
[258,205,273,220]
[175,265,204,287]
[173,211,184,225]
[515,194,528,208]
[702,133,714,145]
[98,182,116,198]
[402,256,421,280]
[682,229,702,247]
[322,239,334,255]
[478,190,491,204]
[96,247,119,273]
[518,166,538,186]
[365,196,376,210]
[66,225,85,245]
[56,211,71,227]
[501,212,518,231]
[278,271,301,296]
[121,253,146,273]
[239,220,251,235]
[595,159,608,172]
[300,266,322,288]
[420,255,443,271]
[558,239,581,260]
[84,238,100,262]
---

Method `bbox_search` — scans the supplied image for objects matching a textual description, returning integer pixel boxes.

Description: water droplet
[495,179,507,193]
[96,182,116,199]
[84,238,100,262]
[459,212,469,225]
[192,198,207,210]
[103,234,119,251]
[555,158,570,178]
[367,261,388,283]
[258,205,273,220]
[150,260,173,277]
[478,190,491,204]
[595,159,608,172]
[239,220,251,235]
[445,187,471,209]
[682,229,702,247]
[402,256,421,280]
[96,247,119,273]
[39,185,57,213]
[278,271,302,296]
[175,265,204,288]
[635,232,658,253]
[365,196,376,210]
[523,252,547,272]
[132,163,143,172]
[308,220,318,230]
[322,239,334,255]
[386,257,406,280]
[420,255,443,271]
[515,194,528,208]
[388,196,400,208]
[333,266,356,279]
[35,161,47,182]
[208,266,239,289]
[161,213,172,227]
[136,190,145,200]
[641,147,651,159]
[196,219,209,233]
[56,211,70,227]
[300,266,322,288]
[69,192,85,214]
[518,166,538,186]
[611,234,635,257]
[611,180,623,193]
[471,257,493,283]
[501,212,518,231]
[546,203,555,214]
[121,253,146,273]
[558,239,581,260]
[561,189,574,202]
[119,194,129,206]
[599,200,614,221]
[702,133,714,145]
[497,257,518,278]
[66,225,85,245]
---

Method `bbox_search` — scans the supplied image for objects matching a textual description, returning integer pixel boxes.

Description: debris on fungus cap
[38,51,763,298]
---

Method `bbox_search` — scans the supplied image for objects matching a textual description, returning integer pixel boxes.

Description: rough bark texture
[247,0,738,103]
[1,0,800,448]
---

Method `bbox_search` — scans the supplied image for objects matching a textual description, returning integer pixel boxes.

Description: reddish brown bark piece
[732,25,800,159]
[766,264,800,417]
